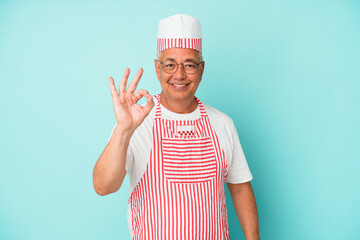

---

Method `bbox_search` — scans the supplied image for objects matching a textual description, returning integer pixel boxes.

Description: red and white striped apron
[128,94,230,239]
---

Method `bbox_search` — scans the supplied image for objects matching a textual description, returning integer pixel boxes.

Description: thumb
[143,94,155,115]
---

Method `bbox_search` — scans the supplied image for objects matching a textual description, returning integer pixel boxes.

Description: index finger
[127,68,143,94]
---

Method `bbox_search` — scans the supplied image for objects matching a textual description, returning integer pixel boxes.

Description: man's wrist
[112,125,134,142]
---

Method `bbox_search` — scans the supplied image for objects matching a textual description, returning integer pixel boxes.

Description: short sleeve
[107,125,134,172]
[225,123,253,183]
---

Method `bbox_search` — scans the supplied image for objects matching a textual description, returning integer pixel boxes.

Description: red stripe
[163,152,215,157]
[164,162,216,168]
[165,167,216,174]
[163,138,212,143]
[163,142,212,147]
[157,39,160,53]
[163,143,212,148]
[164,169,216,174]
[163,147,214,156]
[163,154,215,160]
[162,147,213,153]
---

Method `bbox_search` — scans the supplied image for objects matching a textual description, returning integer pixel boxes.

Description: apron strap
[195,97,207,117]
[154,94,162,119]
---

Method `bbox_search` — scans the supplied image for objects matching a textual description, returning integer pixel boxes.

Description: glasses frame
[157,60,204,75]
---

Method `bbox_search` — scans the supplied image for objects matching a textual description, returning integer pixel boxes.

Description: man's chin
[162,91,194,101]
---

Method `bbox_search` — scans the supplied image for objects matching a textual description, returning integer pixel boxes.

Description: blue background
[1,0,359,239]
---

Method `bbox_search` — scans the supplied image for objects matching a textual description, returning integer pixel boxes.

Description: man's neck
[159,93,198,114]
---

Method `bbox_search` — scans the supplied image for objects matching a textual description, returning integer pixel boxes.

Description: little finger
[109,77,118,98]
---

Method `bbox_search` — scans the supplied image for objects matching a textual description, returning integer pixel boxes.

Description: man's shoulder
[202,102,237,148]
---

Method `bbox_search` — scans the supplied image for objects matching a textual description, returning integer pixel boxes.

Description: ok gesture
[109,68,154,133]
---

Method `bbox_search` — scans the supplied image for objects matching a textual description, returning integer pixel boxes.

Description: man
[93,14,259,239]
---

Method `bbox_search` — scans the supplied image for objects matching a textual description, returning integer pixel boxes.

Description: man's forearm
[227,182,260,240]
[92,125,133,196]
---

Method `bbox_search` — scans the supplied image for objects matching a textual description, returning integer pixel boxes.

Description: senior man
[93,14,260,239]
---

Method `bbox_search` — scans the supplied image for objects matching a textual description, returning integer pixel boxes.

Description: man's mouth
[170,83,190,87]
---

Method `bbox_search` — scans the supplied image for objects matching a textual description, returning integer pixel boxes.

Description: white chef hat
[157,14,202,55]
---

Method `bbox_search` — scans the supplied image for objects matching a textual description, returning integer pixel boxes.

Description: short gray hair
[156,50,203,62]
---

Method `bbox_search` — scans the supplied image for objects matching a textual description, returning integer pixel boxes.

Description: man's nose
[173,63,186,79]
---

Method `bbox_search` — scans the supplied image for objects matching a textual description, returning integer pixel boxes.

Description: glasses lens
[163,61,177,73]
[183,62,197,74]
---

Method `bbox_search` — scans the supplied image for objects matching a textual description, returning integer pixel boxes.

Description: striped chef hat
[157,14,202,55]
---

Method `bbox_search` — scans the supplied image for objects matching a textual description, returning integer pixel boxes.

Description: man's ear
[199,61,205,81]
[154,59,160,81]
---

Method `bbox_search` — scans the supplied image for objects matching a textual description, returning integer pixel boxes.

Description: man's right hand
[93,68,154,196]
[109,68,155,133]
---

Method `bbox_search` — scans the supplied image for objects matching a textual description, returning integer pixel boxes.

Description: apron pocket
[162,137,217,183]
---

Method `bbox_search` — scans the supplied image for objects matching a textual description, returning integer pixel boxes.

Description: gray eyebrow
[163,58,176,62]
[184,59,198,63]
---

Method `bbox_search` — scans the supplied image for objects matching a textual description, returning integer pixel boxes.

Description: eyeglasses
[157,60,203,74]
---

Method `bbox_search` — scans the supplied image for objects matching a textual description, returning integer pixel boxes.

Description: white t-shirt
[108,97,253,195]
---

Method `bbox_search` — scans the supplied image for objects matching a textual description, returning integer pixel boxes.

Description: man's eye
[165,64,175,68]
[185,64,196,69]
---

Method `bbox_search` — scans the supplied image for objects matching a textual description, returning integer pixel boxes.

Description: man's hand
[92,68,154,196]
[109,68,155,133]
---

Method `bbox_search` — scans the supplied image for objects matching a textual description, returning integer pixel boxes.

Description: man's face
[154,47,205,102]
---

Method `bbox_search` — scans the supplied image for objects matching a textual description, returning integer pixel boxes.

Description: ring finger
[119,68,130,93]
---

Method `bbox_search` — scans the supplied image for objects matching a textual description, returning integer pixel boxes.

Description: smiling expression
[154,47,205,104]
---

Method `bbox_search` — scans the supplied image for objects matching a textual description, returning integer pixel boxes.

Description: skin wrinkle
[157,51,203,62]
